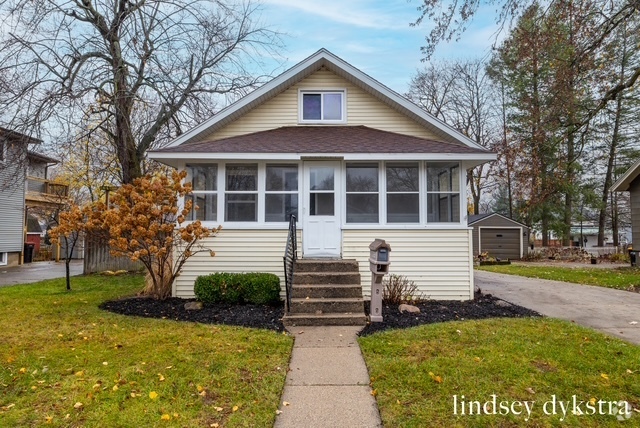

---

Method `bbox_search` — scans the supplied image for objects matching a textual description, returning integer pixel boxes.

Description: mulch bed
[100,291,541,335]
[359,291,541,336]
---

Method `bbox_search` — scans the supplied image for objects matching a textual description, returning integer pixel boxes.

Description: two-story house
[0,127,68,266]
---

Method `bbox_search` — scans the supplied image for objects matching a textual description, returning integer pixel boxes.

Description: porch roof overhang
[149,125,497,168]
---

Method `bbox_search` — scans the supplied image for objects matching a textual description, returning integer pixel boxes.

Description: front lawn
[360,318,640,427]
[0,274,293,427]
[478,264,640,292]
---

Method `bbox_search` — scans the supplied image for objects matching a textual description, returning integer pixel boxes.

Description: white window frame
[0,252,7,266]
[345,162,380,224]
[264,163,300,223]
[185,163,218,222]
[298,89,347,124]
[425,162,462,224]
[224,163,259,223]
[385,162,421,224]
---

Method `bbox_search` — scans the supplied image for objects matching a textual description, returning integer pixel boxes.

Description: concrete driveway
[475,270,640,345]
[0,260,83,287]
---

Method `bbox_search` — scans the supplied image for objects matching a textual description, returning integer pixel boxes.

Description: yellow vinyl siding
[204,69,441,141]
[342,229,474,300]
[173,228,298,298]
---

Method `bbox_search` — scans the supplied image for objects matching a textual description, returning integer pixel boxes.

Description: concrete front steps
[283,259,367,327]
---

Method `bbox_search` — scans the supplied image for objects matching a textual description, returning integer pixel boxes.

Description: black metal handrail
[283,214,297,313]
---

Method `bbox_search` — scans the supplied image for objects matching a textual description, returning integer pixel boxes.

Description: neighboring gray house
[0,127,68,266]
[0,127,39,266]
[612,159,640,247]
[468,213,530,260]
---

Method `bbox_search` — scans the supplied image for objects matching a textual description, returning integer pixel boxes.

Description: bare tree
[407,60,500,215]
[0,0,281,184]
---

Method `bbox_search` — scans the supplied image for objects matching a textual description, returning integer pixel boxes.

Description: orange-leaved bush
[52,170,219,299]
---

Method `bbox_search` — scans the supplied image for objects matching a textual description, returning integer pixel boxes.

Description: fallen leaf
[433,376,443,383]
[601,373,609,380]
[31,386,37,391]
[158,374,165,381]
[283,401,290,406]
[211,423,220,428]
[589,398,596,405]
[112,385,118,391]
[275,410,282,415]
[232,405,239,412]
[75,371,84,377]
[73,402,83,409]
[627,369,634,374]
[160,414,170,420]
[629,321,638,325]
[196,385,204,392]
[102,362,108,366]
[474,357,481,362]
[214,406,223,412]
[173,413,179,418]
[370,389,378,397]
[526,387,536,394]
[19,368,27,374]
[45,416,53,424]
[149,391,158,400]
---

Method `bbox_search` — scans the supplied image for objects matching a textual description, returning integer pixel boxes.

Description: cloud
[261,0,411,30]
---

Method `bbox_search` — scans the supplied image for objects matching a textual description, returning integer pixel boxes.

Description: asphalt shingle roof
[156,126,489,155]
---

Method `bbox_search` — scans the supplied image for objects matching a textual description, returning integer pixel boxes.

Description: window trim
[345,162,380,224]
[185,163,218,222]
[425,162,462,224]
[0,252,7,266]
[298,89,347,124]
[264,163,300,223]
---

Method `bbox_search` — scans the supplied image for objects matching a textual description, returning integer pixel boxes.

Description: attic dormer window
[300,90,345,123]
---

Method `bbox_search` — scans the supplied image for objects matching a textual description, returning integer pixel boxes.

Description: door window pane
[310,192,334,216]
[310,168,334,190]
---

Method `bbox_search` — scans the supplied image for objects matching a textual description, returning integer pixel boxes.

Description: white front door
[302,161,342,257]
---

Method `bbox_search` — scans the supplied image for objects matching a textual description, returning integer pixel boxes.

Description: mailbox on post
[369,239,391,322]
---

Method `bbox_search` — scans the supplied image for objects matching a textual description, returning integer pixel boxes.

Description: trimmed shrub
[194,272,280,305]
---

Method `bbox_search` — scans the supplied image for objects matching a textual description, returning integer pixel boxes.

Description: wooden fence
[83,233,143,274]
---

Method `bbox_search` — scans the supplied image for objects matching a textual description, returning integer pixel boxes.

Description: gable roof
[612,158,640,192]
[468,212,529,228]
[162,49,491,152]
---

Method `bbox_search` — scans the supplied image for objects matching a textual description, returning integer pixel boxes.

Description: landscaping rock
[184,301,203,311]
[398,304,421,313]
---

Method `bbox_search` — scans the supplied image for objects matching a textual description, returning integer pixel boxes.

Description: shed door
[302,161,341,257]
[480,228,522,260]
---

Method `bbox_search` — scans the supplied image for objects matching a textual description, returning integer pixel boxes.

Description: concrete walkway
[475,270,640,345]
[0,260,83,287]
[274,326,382,428]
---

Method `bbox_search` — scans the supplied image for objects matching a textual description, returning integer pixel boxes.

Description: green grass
[478,264,640,291]
[0,274,293,427]
[360,318,640,427]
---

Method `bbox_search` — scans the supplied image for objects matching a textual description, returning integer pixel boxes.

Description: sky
[257,0,504,94]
